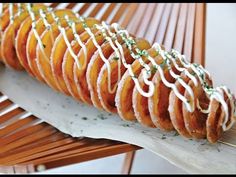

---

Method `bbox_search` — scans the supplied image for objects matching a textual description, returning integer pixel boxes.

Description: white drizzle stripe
[64,15,87,70]
[0,3,3,40]
[112,23,155,97]
[9,3,14,24]
[152,43,194,112]
[79,17,118,94]
[196,99,210,114]
[17,3,22,16]
[0,3,3,17]
[26,3,50,64]
[39,9,55,44]
[51,11,81,69]
[170,49,234,131]
[96,22,122,93]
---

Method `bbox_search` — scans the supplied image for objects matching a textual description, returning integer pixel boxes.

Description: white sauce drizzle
[79,16,118,93]
[0,3,3,41]
[9,3,14,25]
[26,3,50,63]
[39,9,55,44]
[64,15,87,70]
[8,3,236,132]
[17,3,22,16]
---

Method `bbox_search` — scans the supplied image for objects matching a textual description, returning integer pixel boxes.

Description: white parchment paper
[0,65,235,174]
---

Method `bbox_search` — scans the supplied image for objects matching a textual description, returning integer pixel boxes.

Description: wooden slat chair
[0,3,206,174]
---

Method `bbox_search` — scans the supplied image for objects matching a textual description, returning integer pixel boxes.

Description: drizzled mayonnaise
[7,3,236,132]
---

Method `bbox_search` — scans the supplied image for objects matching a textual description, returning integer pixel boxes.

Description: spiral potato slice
[1,4,46,70]
[86,35,124,109]
[51,18,100,95]
[148,58,180,131]
[0,4,18,61]
[182,76,212,139]
[62,30,95,101]
[115,47,159,121]
[16,9,75,78]
[96,38,150,113]
[168,77,192,138]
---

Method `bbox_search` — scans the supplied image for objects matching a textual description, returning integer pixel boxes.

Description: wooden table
[0,3,206,174]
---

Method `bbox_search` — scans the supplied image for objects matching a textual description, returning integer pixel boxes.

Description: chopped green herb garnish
[151,65,157,74]
[173,132,179,136]
[113,56,119,60]
[161,135,166,140]
[82,117,88,120]
[122,124,130,127]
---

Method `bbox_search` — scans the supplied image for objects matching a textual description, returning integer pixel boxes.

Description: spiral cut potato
[1,3,236,143]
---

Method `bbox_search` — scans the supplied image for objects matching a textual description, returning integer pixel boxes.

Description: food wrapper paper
[0,65,235,173]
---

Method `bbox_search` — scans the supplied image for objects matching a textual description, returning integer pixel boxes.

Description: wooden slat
[1,133,66,157]
[154,3,173,44]
[173,3,188,53]
[121,151,136,174]
[88,3,105,17]
[120,4,139,28]
[39,143,141,171]
[144,3,165,43]
[78,3,92,15]
[127,4,148,35]
[136,3,156,38]
[183,3,196,60]
[0,125,56,154]
[0,116,36,137]
[163,3,180,51]
[192,3,206,66]
[0,137,76,165]
[110,3,129,24]
[49,3,60,8]
[0,123,51,148]
[100,3,117,21]
[0,107,25,124]
[22,140,114,165]
[65,3,77,9]
[0,100,13,111]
